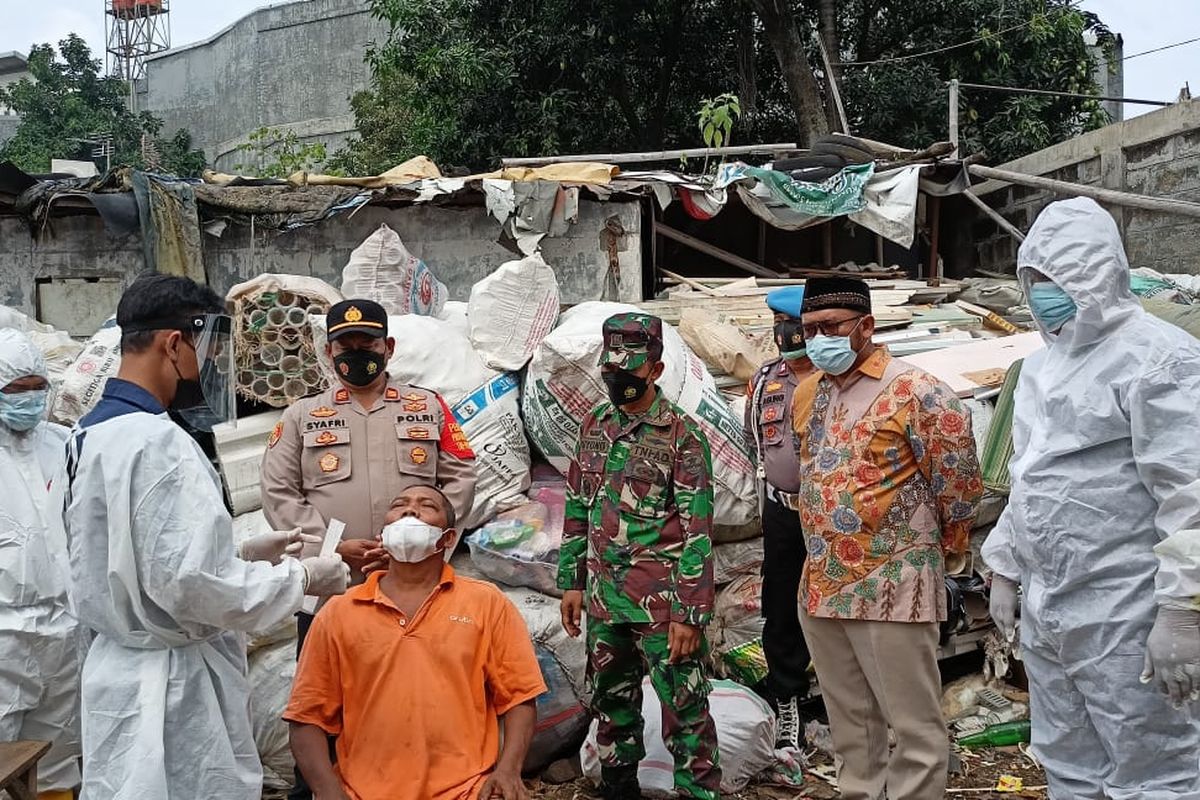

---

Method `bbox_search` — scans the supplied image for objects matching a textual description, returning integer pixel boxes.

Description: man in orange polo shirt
[284,484,546,800]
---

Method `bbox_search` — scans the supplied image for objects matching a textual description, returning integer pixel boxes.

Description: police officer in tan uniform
[260,298,477,800]
[744,285,815,751]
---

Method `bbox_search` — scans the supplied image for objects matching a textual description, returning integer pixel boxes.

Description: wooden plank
[0,740,50,800]
[928,194,943,287]
[898,332,1043,397]
[969,164,1200,220]
[659,269,720,297]
[655,222,779,278]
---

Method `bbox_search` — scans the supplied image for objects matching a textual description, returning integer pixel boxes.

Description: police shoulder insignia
[267,421,284,449]
[310,406,337,418]
[403,401,428,413]
[315,431,338,445]
[318,452,340,473]
[410,446,428,465]
[385,387,401,401]
[334,388,351,404]
[402,392,425,402]
[407,427,430,439]
[765,381,783,392]
[764,407,779,422]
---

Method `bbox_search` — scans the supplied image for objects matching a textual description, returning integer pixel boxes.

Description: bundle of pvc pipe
[231,289,333,407]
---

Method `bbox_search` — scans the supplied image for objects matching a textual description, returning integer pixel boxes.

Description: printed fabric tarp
[717,162,875,217]
[733,164,924,248]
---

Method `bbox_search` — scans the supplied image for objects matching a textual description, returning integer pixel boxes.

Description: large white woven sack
[468,254,560,371]
[341,223,447,316]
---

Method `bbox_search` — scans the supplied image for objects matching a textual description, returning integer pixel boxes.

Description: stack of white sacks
[23,225,774,784]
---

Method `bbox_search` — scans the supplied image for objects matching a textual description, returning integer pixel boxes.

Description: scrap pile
[19,208,1200,794]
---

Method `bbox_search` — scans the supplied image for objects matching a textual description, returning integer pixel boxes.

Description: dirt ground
[525,746,1048,799]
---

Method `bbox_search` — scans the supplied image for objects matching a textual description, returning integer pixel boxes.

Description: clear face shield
[176,313,235,431]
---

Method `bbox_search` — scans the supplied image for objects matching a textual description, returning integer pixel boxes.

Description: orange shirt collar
[355,563,457,609]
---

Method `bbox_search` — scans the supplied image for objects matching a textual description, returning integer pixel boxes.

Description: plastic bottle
[956,720,1031,748]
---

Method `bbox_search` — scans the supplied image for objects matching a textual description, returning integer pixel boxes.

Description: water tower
[105,0,171,111]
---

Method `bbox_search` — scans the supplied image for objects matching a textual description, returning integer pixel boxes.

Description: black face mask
[602,369,650,407]
[334,349,387,387]
[774,319,807,358]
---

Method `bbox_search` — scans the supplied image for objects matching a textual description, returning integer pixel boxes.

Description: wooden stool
[0,741,51,800]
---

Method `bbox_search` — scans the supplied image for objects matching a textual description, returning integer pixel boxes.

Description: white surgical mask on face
[381,516,446,563]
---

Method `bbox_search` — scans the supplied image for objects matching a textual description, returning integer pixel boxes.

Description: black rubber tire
[812,138,877,164]
[772,152,846,172]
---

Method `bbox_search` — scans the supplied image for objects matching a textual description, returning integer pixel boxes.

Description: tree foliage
[233,127,334,178]
[0,35,207,176]
[335,0,785,172]
[336,0,1114,172]
[838,0,1114,163]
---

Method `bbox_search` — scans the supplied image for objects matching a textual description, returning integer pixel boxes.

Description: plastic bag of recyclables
[581,677,777,795]
[522,302,759,541]
[310,310,530,530]
[467,480,566,597]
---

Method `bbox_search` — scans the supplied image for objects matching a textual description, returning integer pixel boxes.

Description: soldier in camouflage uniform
[557,313,722,800]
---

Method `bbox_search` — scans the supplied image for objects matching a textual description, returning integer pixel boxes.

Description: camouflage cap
[598,313,664,370]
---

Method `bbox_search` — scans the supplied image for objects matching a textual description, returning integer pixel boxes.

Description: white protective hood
[1016,197,1142,349]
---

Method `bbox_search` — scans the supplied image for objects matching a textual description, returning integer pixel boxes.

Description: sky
[0,0,1195,121]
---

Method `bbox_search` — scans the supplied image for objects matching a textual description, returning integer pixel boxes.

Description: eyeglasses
[802,315,865,340]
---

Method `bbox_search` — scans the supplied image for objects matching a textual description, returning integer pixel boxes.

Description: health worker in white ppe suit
[57,273,351,800]
[0,329,79,800]
[982,197,1200,800]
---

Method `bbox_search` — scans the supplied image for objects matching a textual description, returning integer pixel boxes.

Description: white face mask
[381,516,447,563]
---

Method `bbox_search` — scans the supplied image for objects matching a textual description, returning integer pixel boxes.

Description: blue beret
[766,286,805,318]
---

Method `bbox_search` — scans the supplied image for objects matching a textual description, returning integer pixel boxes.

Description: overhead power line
[841,19,1035,66]
[841,1,1083,68]
[1124,36,1200,61]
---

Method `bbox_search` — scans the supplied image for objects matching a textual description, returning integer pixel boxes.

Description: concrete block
[1078,156,1102,184]
[1124,136,1175,170]
[1146,156,1200,196]
[36,278,125,336]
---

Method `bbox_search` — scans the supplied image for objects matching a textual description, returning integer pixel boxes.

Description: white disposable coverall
[0,329,79,793]
[982,197,1200,799]
[60,387,307,800]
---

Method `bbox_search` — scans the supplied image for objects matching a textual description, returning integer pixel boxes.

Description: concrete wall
[0,198,642,326]
[139,0,387,171]
[969,98,1200,276]
[0,116,19,149]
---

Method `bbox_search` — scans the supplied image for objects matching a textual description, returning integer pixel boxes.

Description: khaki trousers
[800,610,948,800]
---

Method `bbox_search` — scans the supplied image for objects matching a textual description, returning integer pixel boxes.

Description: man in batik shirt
[792,276,982,800]
[557,312,721,800]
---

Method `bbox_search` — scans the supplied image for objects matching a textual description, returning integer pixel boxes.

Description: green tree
[0,35,207,176]
[839,0,1115,163]
[336,0,1114,172]
[334,0,778,173]
[233,126,334,178]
